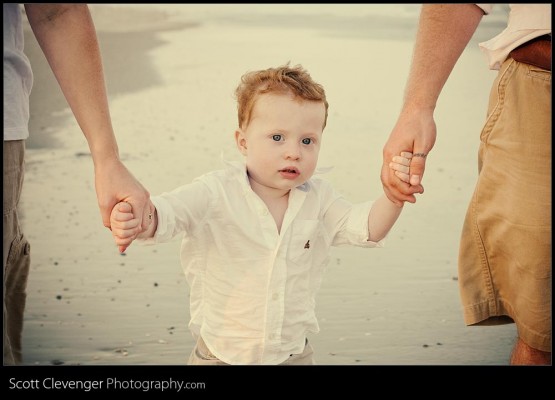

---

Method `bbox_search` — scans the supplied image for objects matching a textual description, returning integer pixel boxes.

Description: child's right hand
[389,151,413,184]
[110,201,142,253]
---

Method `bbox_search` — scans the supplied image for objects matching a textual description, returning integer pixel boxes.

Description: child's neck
[248,178,290,233]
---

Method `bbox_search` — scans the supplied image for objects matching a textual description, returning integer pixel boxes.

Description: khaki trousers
[458,58,551,352]
[3,140,30,365]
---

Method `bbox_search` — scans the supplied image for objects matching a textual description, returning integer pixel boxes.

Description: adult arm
[24,4,150,230]
[381,4,484,206]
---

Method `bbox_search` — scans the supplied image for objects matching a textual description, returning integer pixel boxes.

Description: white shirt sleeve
[316,180,384,248]
[478,4,551,70]
[138,178,213,244]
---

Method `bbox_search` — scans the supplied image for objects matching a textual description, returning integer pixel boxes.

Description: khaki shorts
[187,336,315,365]
[458,58,551,352]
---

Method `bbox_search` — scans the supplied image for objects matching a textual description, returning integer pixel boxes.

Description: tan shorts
[458,58,551,352]
[187,336,315,365]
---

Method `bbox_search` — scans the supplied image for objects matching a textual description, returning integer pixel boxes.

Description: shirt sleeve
[327,198,384,248]
[137,178,213,245]
[475,4,493,15]
[316,179,384,248]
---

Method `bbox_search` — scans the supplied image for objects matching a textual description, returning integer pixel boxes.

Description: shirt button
[272,293,279,301]
[260,208,268,216]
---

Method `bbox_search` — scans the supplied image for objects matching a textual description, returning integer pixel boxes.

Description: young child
[110,64,407,365]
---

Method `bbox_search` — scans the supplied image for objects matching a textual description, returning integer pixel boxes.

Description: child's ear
[235,129,248,156]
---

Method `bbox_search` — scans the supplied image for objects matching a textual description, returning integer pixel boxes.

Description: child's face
[235,92,326,196]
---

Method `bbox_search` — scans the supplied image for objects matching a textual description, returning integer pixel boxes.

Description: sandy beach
[15,4,521,368]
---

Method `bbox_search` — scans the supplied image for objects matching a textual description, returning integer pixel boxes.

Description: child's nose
[284,142,301,160]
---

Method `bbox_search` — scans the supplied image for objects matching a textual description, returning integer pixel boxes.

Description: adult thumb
[409,152,428,187]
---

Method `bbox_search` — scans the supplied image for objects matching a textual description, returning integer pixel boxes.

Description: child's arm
[366,151,414,242]
[365,151,413,242]
[110,200,158,253]
[367,193,404,242]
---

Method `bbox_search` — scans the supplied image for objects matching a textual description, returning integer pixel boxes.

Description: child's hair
[235,63,329,130]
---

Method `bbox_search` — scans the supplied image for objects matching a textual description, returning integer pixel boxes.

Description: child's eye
[301,138,312,145]
[272,134,283,141]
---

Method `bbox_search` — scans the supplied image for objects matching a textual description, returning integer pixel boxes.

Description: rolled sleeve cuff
[345,200,385,248]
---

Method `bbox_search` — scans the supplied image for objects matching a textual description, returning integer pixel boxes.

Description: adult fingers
[380,163,418,205]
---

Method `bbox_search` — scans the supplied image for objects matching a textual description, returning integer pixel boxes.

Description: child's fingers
[117,201,132,213]
[114,236,135,246]
[112,232,135,254]
[113,235,134,246]
[392,155,411,166]
[394,170,410,183]
[111,222,141,239]
[111,202,137,254]
[110,202,134,227]
[112,217,141,231]
[116,238,132,253]
[111,202,130,218]
[389,161,409,174]
[400,151,413,159]
[110,221,140,239]
[112,210,135,223]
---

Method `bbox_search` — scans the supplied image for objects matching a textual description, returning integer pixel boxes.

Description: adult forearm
[401,4,484,114]
[24,4,118,167]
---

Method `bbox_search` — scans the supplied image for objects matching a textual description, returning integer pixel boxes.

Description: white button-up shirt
[476,4,551,70]
[141,161,383,364]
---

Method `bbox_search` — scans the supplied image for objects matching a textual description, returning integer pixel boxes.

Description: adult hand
[381,109,436,206]
[94,157,151,234]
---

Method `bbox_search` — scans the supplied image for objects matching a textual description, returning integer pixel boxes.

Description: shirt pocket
[287,220,321,266]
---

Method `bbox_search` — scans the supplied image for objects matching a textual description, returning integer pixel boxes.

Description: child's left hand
[389,151,413,184]
[111,201,141,253]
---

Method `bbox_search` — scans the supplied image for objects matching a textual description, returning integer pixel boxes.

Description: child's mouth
[279,167,300,179]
